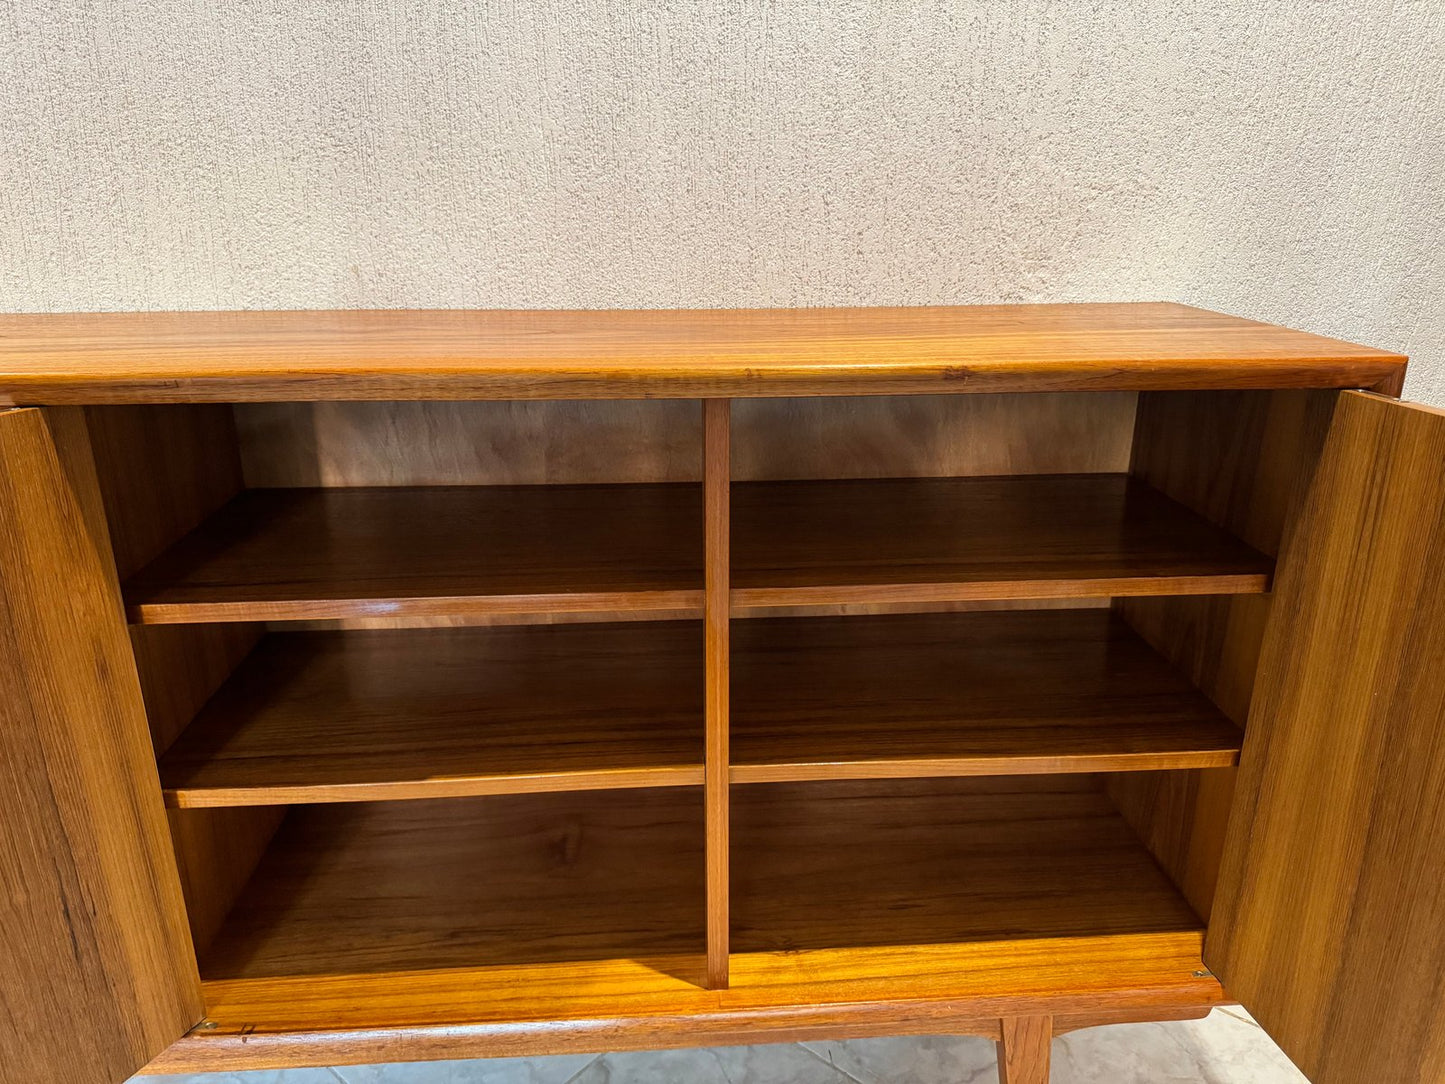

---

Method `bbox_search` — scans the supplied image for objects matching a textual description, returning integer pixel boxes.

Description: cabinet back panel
[233,393,1136,487]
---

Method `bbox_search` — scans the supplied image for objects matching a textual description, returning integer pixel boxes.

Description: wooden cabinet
[0,303,1436,1084]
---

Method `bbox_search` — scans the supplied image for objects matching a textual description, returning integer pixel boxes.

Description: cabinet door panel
[0,408,201,1083]
[1207,391,1445,1084]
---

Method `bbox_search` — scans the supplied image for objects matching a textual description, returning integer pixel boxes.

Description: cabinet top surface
[0,302,1405,403]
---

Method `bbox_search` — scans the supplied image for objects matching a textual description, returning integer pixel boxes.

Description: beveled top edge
[0,302,1406,404]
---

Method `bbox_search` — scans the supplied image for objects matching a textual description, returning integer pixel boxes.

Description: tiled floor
[131,1008,1309,1083]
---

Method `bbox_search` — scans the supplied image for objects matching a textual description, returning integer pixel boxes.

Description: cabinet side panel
[232,393,1135,486]
[84,404,246,580]
[84,404,277,955]
[1109,390,1336,919]
[170,807,287,961]
[0,407,202,1084]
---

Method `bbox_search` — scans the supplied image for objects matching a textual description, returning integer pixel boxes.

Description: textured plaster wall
[1,2,1442,400]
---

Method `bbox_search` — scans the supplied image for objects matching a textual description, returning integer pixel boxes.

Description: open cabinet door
[0,408,202,1083]
[1207,391,1445,1084]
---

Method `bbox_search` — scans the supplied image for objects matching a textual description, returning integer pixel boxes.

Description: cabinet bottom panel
[158,779,1222,1072]
[150,946,1223,1073]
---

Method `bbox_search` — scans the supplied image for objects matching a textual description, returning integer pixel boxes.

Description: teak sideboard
[1,303,1441,1084]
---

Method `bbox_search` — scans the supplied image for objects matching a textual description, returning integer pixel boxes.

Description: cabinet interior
[82,389,1337,1033]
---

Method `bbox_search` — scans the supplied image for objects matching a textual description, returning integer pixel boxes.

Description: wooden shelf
[159,611,1237,809]
[160,622,704,808]
[732,474,1272,608]
[197,775,1205,980]
[124,484,702,624]
[731,610,1242,783]
[126,474,1269,626]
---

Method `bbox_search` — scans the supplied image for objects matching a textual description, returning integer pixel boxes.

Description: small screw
[1192,969,1214,978]
[196,1020,218,1031]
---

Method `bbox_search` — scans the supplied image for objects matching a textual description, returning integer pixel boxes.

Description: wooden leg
[997,1015,1052,1084]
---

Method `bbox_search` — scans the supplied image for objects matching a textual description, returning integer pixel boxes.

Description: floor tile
[802,1034,998,1083]
[131,1053,595,1084]
[331,1053,598,1083]
[565,1042,855,1084]
[1053,1009,1309,1084]
[131,1008,1312,1084]
[130,1070,343,1084]
[802,1008,1310,1084]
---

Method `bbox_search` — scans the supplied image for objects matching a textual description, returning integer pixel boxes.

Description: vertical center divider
[703,398,731,990]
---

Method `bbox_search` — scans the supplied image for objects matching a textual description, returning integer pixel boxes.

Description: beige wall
[1,2,1441,400]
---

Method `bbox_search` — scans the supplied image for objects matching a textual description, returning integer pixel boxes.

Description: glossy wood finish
[703,400,731,989]
[79,404,283,962]
[1208,392,1445,1084]
[235,399,704,486]
[732,778,1203,951]
[233,392,1136,487]
[732,474,1272,608]
[3,309,1421,1083]
[202,778,1206,977]
[998,1016,1052,1084]
[160,624,703,808]
[124,483,703,624]
[151,934,1221,1073]
[0,303,1404,404]
[124,474,1271,626]
[169,807,285,960]
[1111,390,1337,918]
[159,778,1218,1071]
[0,408,201,1084]
[84,405,246,579]
[731,611,1242,784]
[733,392,1136,479]
[201,789,704,980]
[154,611,1240,810]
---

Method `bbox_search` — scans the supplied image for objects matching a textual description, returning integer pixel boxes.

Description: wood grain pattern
[201,789,706,980]
[731,611,1241,783]
[998,1016,1052,1084]
[232,392,1136,487]
[156,779,1219,1072]
[149,933,1222,1073]
[235,399,703,486]
[83,405,264,748]
[155,611,1241,810]
[731,778,1203,954]
[160,624,703,808]
[168,808,285,960]
[0,303,1404,404]
[1124,390,1339,560]
[195,778,1202,974]
[703,400,731,989]
[734,392,1136,479]
[1111,390,1337,919]
[123,474,1269,627]
[124,484,703,624]
[83,404,246,580]
[145,1004,1218,1075]
[79,403,282,963]
[132,624,263,755]
[732,474,1273,608]
[0,407,201,1084]
[1207,392,1445,1084]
